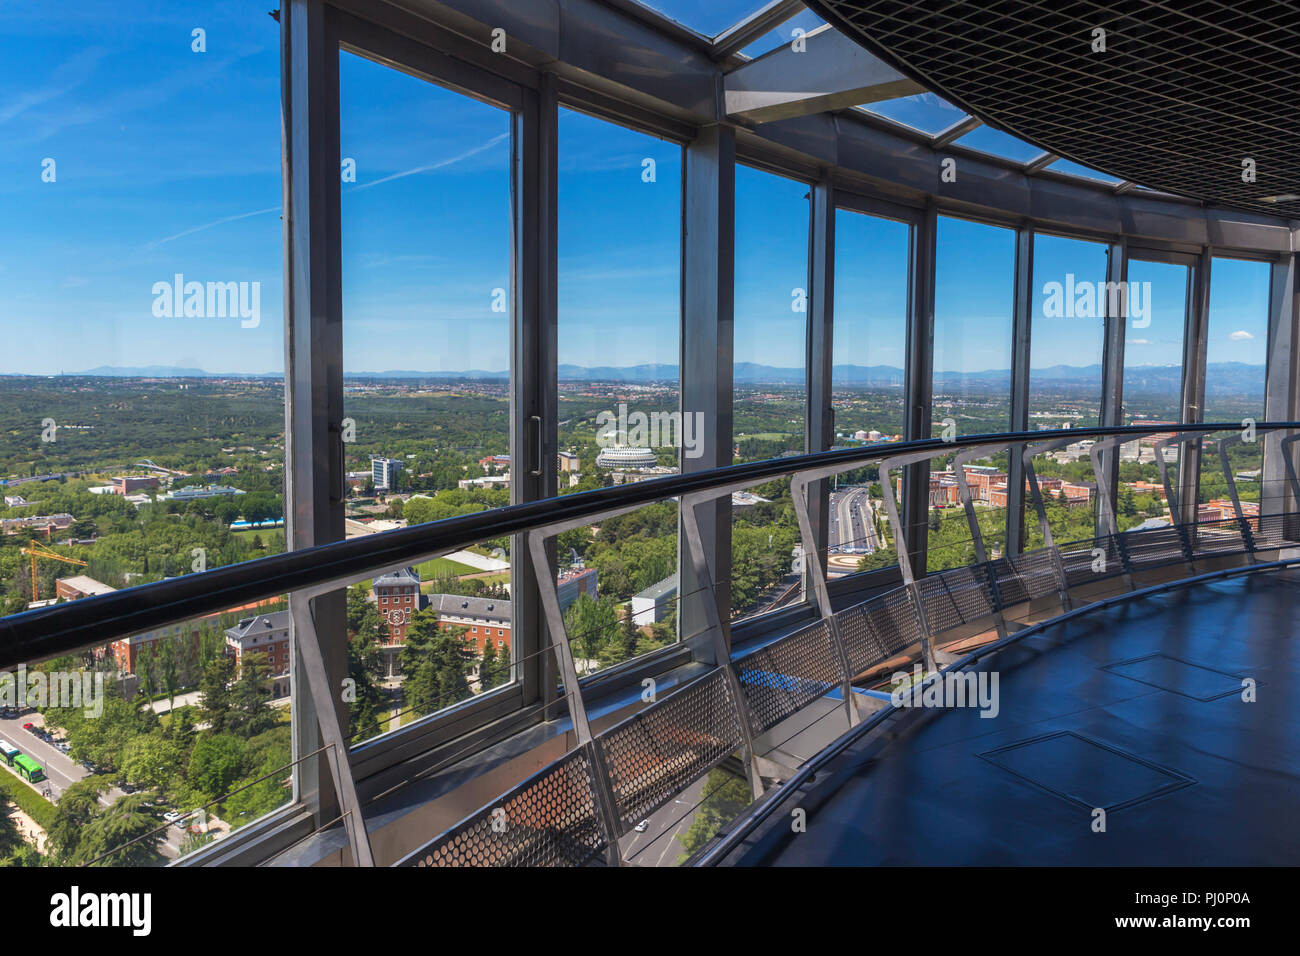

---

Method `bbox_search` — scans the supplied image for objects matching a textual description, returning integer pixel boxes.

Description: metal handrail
[0,421,1292,670]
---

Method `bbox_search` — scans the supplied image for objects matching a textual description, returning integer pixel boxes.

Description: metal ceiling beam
[713,0,806,59]
[724,24,923,124]
[1024,152,1057,174]
[933,115,980,148]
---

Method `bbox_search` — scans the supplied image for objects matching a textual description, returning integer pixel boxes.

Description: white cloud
[1128,338,1151,345]
[1229,330,1254,340]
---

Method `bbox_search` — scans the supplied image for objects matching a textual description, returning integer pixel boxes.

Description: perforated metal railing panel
[735,620,842,735]
[399,748,606,867]
[1122,526,1189,571]
[597,668,742,834]
[918,565,994,634]
[1252,513,1288,549]
[1006,547,1061,600]
[1061,535,1126,585]
[1190,517,1250,557]
[988,556,1028,607]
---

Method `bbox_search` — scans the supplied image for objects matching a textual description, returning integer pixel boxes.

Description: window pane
[1199,257,1269,520]
[1030,234,1108,427]
[831,208,910,575]
[930,217,1015,571]
[339,51,514,742]
[0,1,285,862]
[557,107,682,669]
[1122,259,1188,423]
[730,165,809,621]
[933,216,1016,434]
[1121,258,1189,532]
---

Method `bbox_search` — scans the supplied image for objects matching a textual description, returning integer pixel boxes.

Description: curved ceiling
[805,0,1300,220]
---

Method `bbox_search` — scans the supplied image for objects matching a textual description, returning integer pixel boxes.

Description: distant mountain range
[58,361,1265,393]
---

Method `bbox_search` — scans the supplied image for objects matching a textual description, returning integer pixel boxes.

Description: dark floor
[721,569,1300,866]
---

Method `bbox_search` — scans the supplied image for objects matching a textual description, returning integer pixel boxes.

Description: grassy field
[232,528,285,549]
[413,556,479,578]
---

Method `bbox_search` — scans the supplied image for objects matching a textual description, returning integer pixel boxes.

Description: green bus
[0,741,17,767]
[13,754,44,783]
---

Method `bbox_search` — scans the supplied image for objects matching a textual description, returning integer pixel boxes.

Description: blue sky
[0,1,1273,378]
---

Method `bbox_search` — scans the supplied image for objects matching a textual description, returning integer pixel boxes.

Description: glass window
[831,208,911,575]
[1030,234,1109,427]
[0,0,286,863]
[737,9,827,59]
[556,107,682,672]
[1198,257,1270,516]
[1122,259,1189,424]
[636,0,768,37]
[730,165,809,621]
[1047,158,1124,185]
[954,126,1046,164]
[861,93,968,135]
[339,51,515,742]
[929,217,1016,570]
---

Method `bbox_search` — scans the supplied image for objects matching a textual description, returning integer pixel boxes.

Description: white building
[631,575,676,626]
[595,446,658,470]
[372,457,403,491]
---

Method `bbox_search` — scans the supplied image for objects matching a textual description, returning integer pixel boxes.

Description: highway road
[830,486,879,553]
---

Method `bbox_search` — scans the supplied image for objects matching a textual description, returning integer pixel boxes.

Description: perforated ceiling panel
[805,1,1300,219]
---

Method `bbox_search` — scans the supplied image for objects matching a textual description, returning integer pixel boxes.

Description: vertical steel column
[681,495,766,796]
[902,202,937,578]
[282,0,357,855]
[514,75,558,719]
[805,177,836,596]
[1177,249,1212,527]
[1097,240,1128,541]
[1007,224,1034,556]
[526,532,624,867]
[1262,255,1299,537]
[680,124,736,660]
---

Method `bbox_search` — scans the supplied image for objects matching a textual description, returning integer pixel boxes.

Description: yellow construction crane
[20,542,87,602]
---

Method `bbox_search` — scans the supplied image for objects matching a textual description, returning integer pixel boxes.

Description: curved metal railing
[393,420,1300,867]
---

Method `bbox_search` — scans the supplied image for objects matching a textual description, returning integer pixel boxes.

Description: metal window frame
[327,8,551,787]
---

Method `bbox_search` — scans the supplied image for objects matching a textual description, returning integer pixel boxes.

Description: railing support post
[290,601,375,867]
[681,494,766,799]
[1089,436,1137,590]
[790,475,861,727]
[951,444,1012,640]
[526,531,624,867]
[879,457,938,672]
[1219,433,1259,562]
[1022,441,1074,611]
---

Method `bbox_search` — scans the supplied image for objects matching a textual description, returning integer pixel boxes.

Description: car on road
[163,810,183,823]
[22,722,36,734]
[634,820,650,833]
[56,742,70,753]
[120,782,139,794]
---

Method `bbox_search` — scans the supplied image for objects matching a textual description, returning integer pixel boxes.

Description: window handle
[529,415,544,478]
